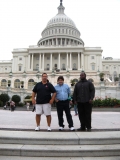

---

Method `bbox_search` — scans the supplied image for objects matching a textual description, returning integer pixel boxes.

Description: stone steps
[0,131,120,157]
[0,144,120,157]
[0,156,120,160]
[0,131,120,145]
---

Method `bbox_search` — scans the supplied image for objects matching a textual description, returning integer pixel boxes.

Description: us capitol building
[0,0,120,101]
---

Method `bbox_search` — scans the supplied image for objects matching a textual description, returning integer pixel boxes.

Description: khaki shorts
[36,103,51,115]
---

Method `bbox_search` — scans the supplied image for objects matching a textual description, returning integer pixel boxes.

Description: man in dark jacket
[73,72,95,131]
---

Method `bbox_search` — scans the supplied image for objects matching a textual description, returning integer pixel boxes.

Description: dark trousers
[11,105,14,111]
[56,100,73,128]
[77,102,92,129]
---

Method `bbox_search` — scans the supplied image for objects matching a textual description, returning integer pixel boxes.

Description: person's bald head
[80,72,86,80]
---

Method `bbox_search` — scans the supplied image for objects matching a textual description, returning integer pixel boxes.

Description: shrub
[12,95,21,106]
[25,95,32,99]
[18,102,24,107]
[0,94,10,105]
[92,97,120,107]
[0,100,3,107]
[24,95,32,105]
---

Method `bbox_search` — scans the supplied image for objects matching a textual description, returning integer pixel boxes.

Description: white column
[52,39,54,45]
[61,38,62,45]
[78,52,80,70]
[58,53,60,69]
[66,53,68,69]
[42,53,44,70]
[65,38,67,46]
[69,39,71,45]
[81,53,84,70]
[12,57,15,72]
[31,54,33,70]
[24,56,26,71]
[50,53,52,70]
[70,53,72,70]
[28,54,30,70]
[56,38,58,46]
[39,53,41,70]
[16,56,18,71]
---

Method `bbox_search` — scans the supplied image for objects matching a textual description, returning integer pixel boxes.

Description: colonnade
[39,38,82,46]
[27,52,84,71]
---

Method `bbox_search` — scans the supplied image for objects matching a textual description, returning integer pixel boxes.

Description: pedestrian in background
[26,102,30,110]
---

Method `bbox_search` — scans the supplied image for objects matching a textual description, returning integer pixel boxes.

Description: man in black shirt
[73,72,95,131]
[32,73,56,131]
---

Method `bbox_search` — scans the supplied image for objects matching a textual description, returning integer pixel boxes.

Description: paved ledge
[0,130,120,145]
[1,107,120,112]
[0,156,120,160]
[0,144,120,157]
[0,110,120,131]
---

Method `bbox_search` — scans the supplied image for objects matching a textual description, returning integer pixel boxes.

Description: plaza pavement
[0,109,120,131]
[0,109,120,159]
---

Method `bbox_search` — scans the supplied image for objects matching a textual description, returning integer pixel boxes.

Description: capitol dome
[47,7,76,28]
[37,1,84,46]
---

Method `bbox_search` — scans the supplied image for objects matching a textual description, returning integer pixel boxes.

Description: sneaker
[47,127,51,131]
[35,126,40,131]
[59,126,64,131]
[70,127,75,131]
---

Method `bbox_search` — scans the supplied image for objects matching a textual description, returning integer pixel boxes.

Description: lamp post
[66,69,70,77]
[23,68,27,78]
[36,70,41,82]
[9,70,13,78]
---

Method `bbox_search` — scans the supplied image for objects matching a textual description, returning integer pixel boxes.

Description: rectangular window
[36,57,39,60]
[19,57,22,60]
[47,57,50,60]
[5,68,7,70]
[54,57,57,60]
[91,56,94,59]
[19,66,22,71]
[92,65,95,70]
[106,66,108,69]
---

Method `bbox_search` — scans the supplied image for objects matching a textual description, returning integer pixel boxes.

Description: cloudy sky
[0,0,120,60]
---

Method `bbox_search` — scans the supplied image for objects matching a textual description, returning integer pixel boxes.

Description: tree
[0,94,9,105]
[99,72,105,81]
[12,95,21,105]
[70,79,78,86]
[25,95,32,99]
[114,77,119,82]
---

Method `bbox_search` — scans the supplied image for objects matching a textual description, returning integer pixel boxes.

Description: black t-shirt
[32,82,56,104]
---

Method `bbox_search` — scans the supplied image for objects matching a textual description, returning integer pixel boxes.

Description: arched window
[73,79,78,83]
[14,79,20,88]
[28,79,34,89]
[113,71,117,78]
[1,79,7,87]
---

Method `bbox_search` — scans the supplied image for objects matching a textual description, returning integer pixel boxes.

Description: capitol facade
[0,0,120,101]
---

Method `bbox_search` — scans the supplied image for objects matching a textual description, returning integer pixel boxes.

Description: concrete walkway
[0,110,120,131]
